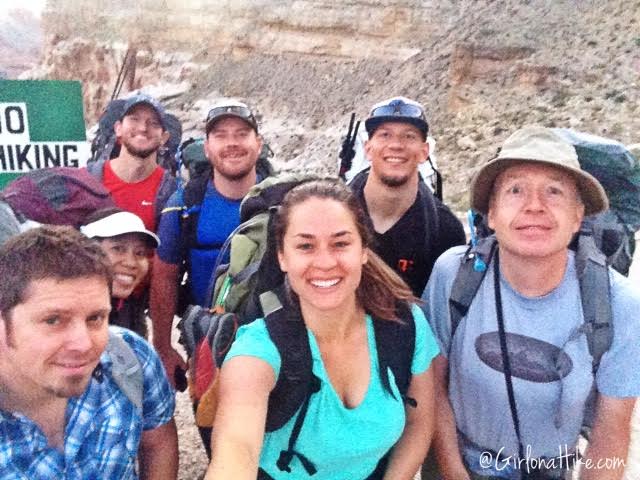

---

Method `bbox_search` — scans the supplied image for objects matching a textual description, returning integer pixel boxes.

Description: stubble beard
[379,173,411,188]
[214,154,257,182]
[46,374,92,399]
[121,139,160,160]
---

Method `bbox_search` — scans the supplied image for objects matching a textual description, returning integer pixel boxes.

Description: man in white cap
[422,126,640,479]
[349,96,466,297]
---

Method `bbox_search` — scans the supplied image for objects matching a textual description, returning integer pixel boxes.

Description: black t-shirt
[372,198,429,296]
[354,177,466,297]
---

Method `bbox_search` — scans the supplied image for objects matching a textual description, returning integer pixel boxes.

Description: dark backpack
[159,113,183,174]
[553,128,640,276]
[90,99,127,166]
[89,99,182,173]
[175,137,209,184]
[179,233,416,477]
[173,144,276,309]
[445,129,640,453]
[1,167,115,227]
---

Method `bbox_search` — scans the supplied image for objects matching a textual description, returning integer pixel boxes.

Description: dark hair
[0,226,112,318]
[274,178,417,321]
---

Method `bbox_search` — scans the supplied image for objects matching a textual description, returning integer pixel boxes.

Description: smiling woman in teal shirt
[206,179,438,480]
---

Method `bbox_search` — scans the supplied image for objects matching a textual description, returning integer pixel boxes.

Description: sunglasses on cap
[205,104,258,131]
[369,98,426,121]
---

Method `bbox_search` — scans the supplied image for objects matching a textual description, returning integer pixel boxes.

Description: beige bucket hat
[470,126,609,215]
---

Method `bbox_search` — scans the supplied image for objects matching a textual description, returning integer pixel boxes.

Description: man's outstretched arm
[149,254,186,384]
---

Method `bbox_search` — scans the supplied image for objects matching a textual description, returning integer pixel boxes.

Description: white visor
[80,211,160,247]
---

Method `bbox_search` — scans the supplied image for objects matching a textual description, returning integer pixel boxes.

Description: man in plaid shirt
[0,226,178,479]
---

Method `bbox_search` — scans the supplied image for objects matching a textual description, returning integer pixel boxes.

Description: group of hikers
[0,91,639,480]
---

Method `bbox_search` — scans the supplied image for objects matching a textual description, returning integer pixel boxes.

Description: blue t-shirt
[225,304,439,479]
[157,182,242,306]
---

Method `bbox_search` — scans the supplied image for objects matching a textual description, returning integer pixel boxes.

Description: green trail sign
[0,80,90,188]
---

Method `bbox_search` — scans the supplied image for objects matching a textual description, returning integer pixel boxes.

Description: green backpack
[208,172,321,318]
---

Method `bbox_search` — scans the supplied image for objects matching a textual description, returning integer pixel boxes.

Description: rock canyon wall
[15,0,640,208]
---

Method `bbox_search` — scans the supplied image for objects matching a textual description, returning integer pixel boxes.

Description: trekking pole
[338,113,360,180]
[111,48,131,101]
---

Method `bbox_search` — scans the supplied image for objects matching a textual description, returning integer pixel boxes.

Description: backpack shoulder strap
[262,288,316,432]
[179,173,210,258]
[417,179,440,256]
[347,168,369,191]
[575,232,613,373]
[372,302,415,404]
[154,170,177,225]
[262,288,320,476]
[106,330,144,412]
[448,236,497,341]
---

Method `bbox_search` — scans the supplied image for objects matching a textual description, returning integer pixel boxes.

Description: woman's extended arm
[382,363,435,480]
[430,355,471,480]
[204,356,276,480]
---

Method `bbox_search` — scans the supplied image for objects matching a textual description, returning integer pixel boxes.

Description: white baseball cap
[80,211,160,247]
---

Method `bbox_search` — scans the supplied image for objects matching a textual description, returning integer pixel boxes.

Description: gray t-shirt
[422,246,640,469]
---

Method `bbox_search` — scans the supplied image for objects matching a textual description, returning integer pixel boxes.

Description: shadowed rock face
[13,1,640,211]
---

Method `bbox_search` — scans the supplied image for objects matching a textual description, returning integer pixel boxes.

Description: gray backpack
[106,330,144,412]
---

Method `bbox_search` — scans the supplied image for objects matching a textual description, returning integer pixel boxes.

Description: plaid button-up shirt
[0,327,175,479]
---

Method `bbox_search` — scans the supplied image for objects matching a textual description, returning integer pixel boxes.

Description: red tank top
[102,160,164,231]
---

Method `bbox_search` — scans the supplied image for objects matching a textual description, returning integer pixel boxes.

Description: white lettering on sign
[0,102,90,172]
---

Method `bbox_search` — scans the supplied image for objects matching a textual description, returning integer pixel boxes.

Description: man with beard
[150,100,269,392]
[87,94,177,232]
[0,226,177,479]
[349,96,466,297]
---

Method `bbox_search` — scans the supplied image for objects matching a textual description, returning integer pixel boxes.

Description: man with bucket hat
[349,96,465,297]
[422,126,640,479]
